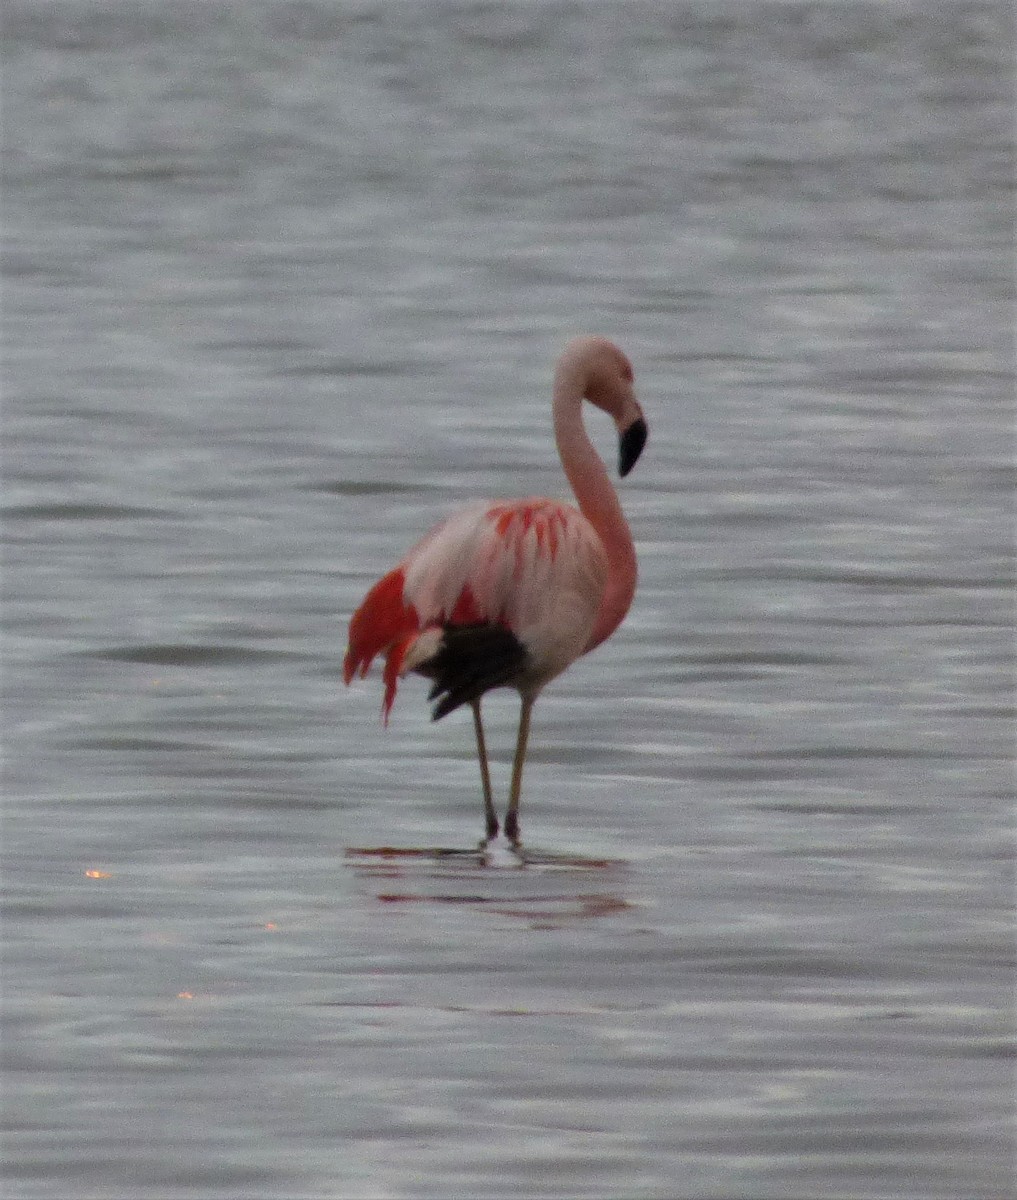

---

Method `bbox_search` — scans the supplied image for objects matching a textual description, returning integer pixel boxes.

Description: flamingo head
[557,336,648,477]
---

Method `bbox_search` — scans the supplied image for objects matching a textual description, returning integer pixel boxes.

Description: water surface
[3,2,1014,1197]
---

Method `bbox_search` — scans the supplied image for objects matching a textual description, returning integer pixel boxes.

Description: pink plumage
[343,336,647,844]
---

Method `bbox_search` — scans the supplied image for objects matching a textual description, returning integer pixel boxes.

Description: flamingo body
[343,497,608,719]
[343,336,646,843]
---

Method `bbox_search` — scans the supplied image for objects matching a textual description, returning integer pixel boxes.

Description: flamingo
[343,336,647,844]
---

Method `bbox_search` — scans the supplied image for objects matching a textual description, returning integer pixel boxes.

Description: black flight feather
[416,624,529,720]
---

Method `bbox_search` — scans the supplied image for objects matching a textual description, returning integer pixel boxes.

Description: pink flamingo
[343,336,647,844]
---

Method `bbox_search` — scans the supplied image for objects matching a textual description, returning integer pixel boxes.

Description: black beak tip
[619,417,648,477]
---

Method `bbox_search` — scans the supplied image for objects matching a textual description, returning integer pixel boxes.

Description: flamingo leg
[503,697,534,845]
[470,699,498,840]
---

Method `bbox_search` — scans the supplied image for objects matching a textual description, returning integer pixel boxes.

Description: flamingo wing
[343,498,608,721]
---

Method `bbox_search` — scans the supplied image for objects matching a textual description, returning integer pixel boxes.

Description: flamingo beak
[618,417,647,477]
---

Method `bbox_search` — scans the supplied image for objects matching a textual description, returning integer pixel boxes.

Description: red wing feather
[343,567,419,687]
[344,569,482,723]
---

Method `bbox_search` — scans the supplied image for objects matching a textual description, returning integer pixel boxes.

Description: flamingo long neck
[553,377,637,653]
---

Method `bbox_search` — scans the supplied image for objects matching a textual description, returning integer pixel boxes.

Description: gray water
[2,2,1014,1197]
